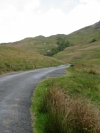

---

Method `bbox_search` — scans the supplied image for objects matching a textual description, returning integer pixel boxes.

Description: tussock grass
[32,86,100,133]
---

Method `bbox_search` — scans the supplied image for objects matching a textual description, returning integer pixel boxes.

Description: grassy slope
[0,46,63,74]
[2,35,58,55]
[54,40,100,67]
[1,22,100,62]
[54,22,100,69]
[1,34,67,55]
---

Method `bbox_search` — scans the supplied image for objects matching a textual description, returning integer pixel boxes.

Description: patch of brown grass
[40,87,100,133]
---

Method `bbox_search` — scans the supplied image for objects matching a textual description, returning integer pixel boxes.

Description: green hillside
[1,35,58,55]
[66,21,100,45]
[54,21,100,69]
[1,21,100,58]
[0,46,63,74]
[1,34,67,55]
[1,21,100,74]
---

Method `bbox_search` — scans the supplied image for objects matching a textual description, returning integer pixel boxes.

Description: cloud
[0,0,40,23]
[0,0,41,42]
[23,0,40,11]
[38,8,68,35]
[79,0,100,4]
[0,0,40,10]
[66,0,100,32]
[0,0,100,43]
[62,0,76,6]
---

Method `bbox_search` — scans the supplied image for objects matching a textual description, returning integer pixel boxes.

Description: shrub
[90,39,96,43]
[88,69,97,75]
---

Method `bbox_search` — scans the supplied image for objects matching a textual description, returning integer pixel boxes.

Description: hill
[1,21,100,57]
[1,21,100,73]
[0,46,63,74]
[64,21,100,45]
[54,21,100,69]
[1,34,67,55]
[1,35,58,55]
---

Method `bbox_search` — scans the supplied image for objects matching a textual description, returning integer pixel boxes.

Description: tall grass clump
[34,87,100,133]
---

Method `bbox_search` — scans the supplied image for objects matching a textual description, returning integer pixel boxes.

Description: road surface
[0,65,70,133]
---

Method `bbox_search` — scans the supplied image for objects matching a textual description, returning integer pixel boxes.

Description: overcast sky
[0,0,100,43]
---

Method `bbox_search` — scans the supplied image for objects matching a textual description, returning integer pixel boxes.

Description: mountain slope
[54,21,100,63]
[65,21,100,45]
[1,21,100,57]
[1,34,67,55]
[1,21,100,67]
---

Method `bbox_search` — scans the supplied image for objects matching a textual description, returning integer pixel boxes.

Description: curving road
[0,65,70,133]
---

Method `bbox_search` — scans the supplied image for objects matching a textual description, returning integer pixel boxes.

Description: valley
[0,21,100,133]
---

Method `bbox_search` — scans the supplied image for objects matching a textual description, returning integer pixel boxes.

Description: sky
[0,0,100,43]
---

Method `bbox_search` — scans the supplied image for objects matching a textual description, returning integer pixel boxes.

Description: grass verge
[31,66,100,133]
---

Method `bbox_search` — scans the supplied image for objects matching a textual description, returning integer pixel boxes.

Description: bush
[88,69,97,75]
[90,39,96,43]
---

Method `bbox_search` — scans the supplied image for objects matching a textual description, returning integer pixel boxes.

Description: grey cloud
[0,0,38,11]
[39,0,80,14]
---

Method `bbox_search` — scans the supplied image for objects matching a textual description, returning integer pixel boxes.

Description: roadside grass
[0,46,63,74]
[31,66,100,133]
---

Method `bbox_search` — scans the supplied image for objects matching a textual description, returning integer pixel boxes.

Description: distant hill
[1,21,100,56]
[1,21,100,67]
